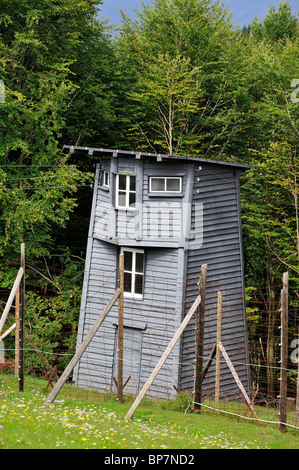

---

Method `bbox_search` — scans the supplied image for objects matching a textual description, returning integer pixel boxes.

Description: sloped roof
[63,145,251,170]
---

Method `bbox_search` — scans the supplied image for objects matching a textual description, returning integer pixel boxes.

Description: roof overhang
[63,145,252,171]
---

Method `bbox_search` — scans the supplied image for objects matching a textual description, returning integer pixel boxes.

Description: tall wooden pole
[19,243,25,392]
[194,264,207,411]
[118,254,124,403]
[279,271,288,433]
[296,327,299,426]
[14,288,20,376]
[215,290,222,402]
[296,326,299,426]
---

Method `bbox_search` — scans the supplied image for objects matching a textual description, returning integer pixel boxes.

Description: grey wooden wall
[179,163,251,396]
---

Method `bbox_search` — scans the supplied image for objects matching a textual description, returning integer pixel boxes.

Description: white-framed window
[121,247,144,298]
[116,174,136,209]
[99,170,110,189]
[149,176,182,193]
[103,170,110,188]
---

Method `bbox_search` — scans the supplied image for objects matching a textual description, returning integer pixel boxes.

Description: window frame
[116,174,136,210]
[99,169,111,190]
[120,247,144,299]
[103,170,110,188]
[149,176,182,194]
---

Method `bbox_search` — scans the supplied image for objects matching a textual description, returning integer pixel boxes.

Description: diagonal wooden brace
[218,341,257,419]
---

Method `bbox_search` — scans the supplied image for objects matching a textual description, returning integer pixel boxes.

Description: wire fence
[0,260,298,432]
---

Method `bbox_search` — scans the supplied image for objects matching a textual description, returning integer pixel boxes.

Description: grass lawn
[0,373,298,450]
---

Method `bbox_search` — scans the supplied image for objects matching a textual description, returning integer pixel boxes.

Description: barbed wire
[192,401,299,431]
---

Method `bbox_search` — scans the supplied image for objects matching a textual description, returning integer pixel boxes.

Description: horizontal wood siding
[74,239,182,398]
[180,164,251,397]
[73,238,118,391]
[142,160,187,243]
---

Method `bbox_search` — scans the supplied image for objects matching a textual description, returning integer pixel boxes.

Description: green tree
[116,0,245,158]
[0,1,118,368]
[0,1,112,268]
[127,53,201,154]
[251,1,298,43]
[240,33,299,397]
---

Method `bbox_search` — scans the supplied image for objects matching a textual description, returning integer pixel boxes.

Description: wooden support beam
[44,366,57,389]
[44,288,121,406]
[202,343,216,381]
[218,341,257,418]
[244,386,259,417]
[24,329,58,380]
[124,294,201,421]
[0,322,16,342]
[113,375,131,391]
[0,267,24,334]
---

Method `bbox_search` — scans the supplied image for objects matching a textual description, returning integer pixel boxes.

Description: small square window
[151,177,165,192]
[166,178,181,192]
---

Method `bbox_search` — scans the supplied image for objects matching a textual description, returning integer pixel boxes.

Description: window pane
[104,172,110,187]
[135,274,143,295]
[124,272,132,293]
[151,177,165,192]
[135,252,144,273]
[118,174,127,190]
[166,178,181,192]
[124,250,133,271]
[129,191,136,207]
[130,175,136,191]
[118,192,126,207]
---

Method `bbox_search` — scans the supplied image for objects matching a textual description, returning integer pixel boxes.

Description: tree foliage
[251,1,297,43]
[116,0,244,157]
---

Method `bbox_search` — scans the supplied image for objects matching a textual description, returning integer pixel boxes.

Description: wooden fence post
[215,290,222,402]
[296,327,299,426]
[279,271,288,433]
[118,254,124,403]
[194,264,207,411]
[15,288,20,376]
[19,243,25,393]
